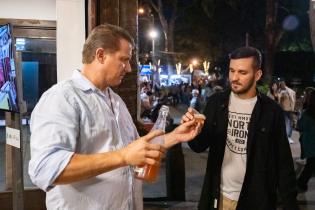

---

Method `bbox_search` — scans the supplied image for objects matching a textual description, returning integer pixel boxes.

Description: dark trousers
[298,157,315,188]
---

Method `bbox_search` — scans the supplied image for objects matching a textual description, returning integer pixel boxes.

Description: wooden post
[5,112,24,210]
[5,108,14,191]
[4,46,25,210]
[86,0,98,36]
[4,145,13,189]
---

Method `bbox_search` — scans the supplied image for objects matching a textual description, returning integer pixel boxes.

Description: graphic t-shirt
[220,92,257,201]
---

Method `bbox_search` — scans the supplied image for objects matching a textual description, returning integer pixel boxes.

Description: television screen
[0,24,19,112]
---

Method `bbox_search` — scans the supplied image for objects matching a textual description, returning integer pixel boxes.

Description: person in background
[140,86,152,119]
[302,87,315,109]
[180,84,191,107]
[190,89,201,112]
[295,87,315,165]
[28,24,201,210]
[182,46,298,210]
[278,81,296,144]
[267,81,279,101]
[201,82,213,102]
[296,90,315,192]
[212,85,224,94]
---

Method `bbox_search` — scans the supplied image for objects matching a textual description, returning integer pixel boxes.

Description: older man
[29,24,200,210]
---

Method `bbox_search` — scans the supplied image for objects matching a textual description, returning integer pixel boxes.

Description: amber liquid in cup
[194,113,206,123]
[134,162,161,182]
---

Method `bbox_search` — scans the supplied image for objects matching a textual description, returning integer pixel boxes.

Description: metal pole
[152,39,155,59]
[152,38,158,86]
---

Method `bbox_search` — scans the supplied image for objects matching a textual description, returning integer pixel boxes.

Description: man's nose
[124,62,132,72]
[231,73,239,81]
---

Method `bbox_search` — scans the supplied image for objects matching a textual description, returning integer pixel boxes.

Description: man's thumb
[143,130,164,142]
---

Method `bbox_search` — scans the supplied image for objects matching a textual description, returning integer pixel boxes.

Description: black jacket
[188,90,298,210]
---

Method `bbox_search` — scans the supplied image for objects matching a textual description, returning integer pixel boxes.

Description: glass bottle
[134,105,169,182]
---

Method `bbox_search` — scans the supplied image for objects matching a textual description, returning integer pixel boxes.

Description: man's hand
[165,108,205,148]
[119,130,165,166]
[181,107,205,128]
[164,121,203,148]
[181,107,198,124]
[54,130,165,185]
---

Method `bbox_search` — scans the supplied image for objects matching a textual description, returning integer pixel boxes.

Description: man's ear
[255,69,262,82]
[95,48,106,63]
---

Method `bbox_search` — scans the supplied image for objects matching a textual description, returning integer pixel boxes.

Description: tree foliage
[138,0,312,78]
[175,0,312,78]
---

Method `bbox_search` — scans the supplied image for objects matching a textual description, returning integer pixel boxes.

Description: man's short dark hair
[82,24,135,64]
[229,47,262,70]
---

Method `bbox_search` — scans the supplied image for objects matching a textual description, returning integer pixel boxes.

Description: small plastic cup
[194,113,206,124]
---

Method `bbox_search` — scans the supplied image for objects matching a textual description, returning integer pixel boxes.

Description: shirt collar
[71,69,98,92]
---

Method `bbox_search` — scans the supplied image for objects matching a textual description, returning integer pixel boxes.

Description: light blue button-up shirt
[29,70,143,210]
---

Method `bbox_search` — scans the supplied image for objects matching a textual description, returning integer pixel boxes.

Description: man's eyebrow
[121,55,131,59]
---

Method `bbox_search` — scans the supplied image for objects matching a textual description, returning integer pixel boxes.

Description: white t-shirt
[220,92,257,201]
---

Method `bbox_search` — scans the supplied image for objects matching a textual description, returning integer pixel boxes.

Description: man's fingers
[145,158,159,166]
[142,130,164,142]
[182,119,196,127]
[146,143,166,154]
[145,150,161,159]
[181,111,195,123]
[195,122,203,134]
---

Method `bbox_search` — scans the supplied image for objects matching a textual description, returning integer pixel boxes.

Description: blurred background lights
[282,15,299,31]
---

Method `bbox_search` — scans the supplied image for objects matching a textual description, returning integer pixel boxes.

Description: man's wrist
[116,148,128,166]
[164,132,179,149]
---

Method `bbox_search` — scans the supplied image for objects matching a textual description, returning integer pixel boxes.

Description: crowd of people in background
[140,79,224,121]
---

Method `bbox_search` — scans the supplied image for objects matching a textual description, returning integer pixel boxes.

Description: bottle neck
[153,110,168,131]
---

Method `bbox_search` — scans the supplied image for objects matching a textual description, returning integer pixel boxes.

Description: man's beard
[230,76,256,95]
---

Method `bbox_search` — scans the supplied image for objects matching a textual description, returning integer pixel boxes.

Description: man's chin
[232,88,249,95]
[231,87,242,94]
[112,80,122,87]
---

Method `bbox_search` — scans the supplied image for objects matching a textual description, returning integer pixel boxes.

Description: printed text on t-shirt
[226,112,251,154]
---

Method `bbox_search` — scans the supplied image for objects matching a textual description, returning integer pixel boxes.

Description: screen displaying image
[0,24,19,112]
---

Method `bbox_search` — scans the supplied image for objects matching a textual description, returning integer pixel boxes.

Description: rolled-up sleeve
[28,87,79,191]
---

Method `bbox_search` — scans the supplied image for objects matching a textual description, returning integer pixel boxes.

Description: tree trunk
[264,0,282,83]
[158,9,169,52]
[119,1,139,119]
[150,0,177,53]
[95,0,138,119]
[168,17,175,53]
[310,0,315,50]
